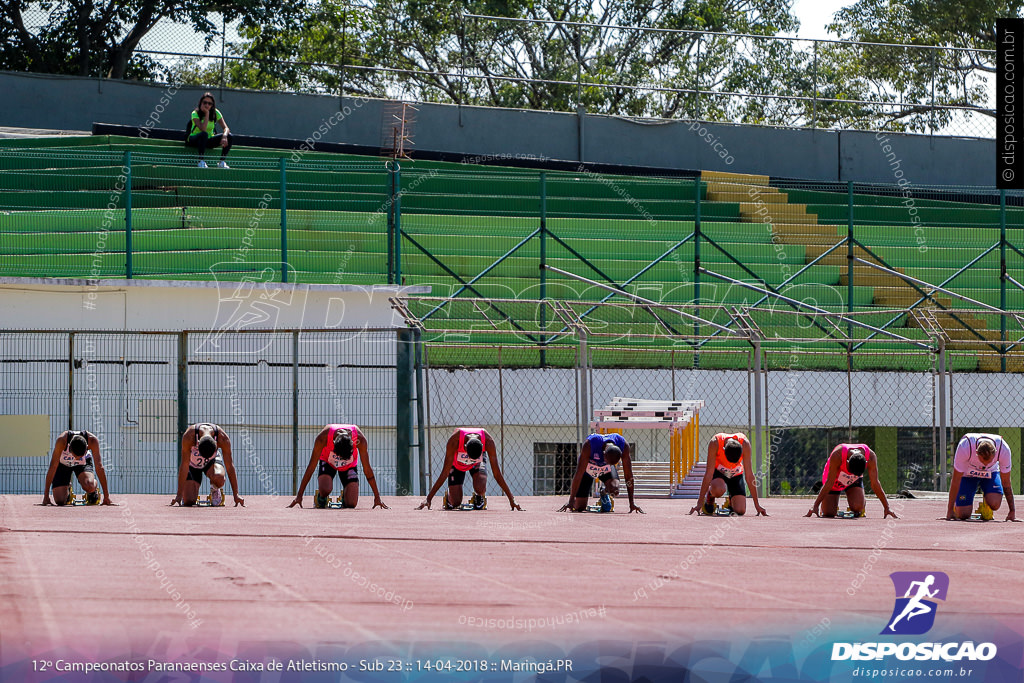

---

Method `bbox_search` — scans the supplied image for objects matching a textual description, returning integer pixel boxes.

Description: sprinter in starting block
[688,433,767,517]
[560,432,644,514]
[945,434,1016,522]
[289,424,388,510]
[417,428,521,511]
[172,423,244,507]
[43,430,115,506]
[805,444,897,519]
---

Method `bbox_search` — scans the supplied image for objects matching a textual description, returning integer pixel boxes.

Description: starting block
[837,509,865,519]
[193,492,225,507]
[443,493,487,511]
[66,491,100,506]
[584,496,614,513]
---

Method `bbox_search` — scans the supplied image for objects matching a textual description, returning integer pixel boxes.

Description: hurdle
[591,398,704,495]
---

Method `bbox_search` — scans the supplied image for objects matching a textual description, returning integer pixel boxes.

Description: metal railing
[10,7,998,138]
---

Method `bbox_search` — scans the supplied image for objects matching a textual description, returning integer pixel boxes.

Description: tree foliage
[822,0,1024,131]
[0,0,310,79]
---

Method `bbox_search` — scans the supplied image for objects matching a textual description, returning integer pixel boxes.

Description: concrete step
[838,272,910,287]
[977,355,1024,371]
[871,288,953,308]
[702,170,770,186]
[710,190,788,203]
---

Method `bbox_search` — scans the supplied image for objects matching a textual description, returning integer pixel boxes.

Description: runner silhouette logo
[882,572,950,635]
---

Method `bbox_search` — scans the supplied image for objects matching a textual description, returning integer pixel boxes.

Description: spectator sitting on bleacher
[185,92,231,168]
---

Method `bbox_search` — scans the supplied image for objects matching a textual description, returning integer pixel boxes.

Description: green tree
[823,0,1024,132]
[221,0,805,122]
[0,0,311,79]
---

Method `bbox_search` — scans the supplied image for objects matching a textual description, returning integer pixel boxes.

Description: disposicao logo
[882,571,949,635]
[831,572,997,662]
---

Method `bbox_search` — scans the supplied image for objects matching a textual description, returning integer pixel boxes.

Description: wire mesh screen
[0,329,400,496]
[424,344,579,497]
[0,333,72,492]
[298,330,399,497]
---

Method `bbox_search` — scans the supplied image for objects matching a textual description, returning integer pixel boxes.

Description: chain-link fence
[6,6,995,138]
[0,328,406,497]
[404,300,1024,500]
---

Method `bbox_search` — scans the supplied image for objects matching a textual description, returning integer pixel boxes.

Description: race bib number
[586,462,612,478]
[59,451,87,467]
[328,452,355,470]
[836,471,860,488]
[455,451,480,468]
[189,447,210,469]
[716,464,743,478]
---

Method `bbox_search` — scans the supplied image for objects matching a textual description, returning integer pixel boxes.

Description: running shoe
[210,487,224,507]
[85,490,100,505]
[599,491,613,513]
[702,497,715,515]
[197,160,208,168]
[442,491,455,510]
[976,501,994,521]
[471,493,487,510]
[314,492,328,509]
[218,160,230,169]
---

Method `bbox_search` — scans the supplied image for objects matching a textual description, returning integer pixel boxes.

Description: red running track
[1,496,1021,660]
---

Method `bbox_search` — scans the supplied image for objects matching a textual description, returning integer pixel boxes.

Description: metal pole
[540,172,547,367]
[396,328,414,494]
[812,40,818,128]
[280,157,288,283]
[177,332,189,472]
[498,345,505,472]
[847,345,854,442]
[694,178,702,367]
[124,151,132,279]
[753,338,764,492]
[219,13,226,91]
[937,338,948,490]
[694,34,702,118]
[414,329,427,494]
[387,168,395,284]
[847,180,854,339]
[394,164,403,284]
[1001,189,1007,372]
[671,349,676,401]
[68,332,75,431]
[292,331,299,495]
[424,343,434,487]
[578,330,589,439]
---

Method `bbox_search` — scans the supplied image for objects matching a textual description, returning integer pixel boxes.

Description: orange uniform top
[713,432,746,478]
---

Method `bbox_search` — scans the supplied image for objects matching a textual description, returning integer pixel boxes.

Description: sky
[788,0,853,40]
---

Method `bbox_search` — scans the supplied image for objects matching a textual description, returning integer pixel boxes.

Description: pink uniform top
[453,428,488,472]
[953,433,1012,478]
[822,443,872,492]
[319,424,361,471]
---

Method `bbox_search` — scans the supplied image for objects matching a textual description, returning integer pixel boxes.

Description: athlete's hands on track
[755,504,769,516]
[415,499,431,510]
[287,496,303,508]
[373,497,389,509]
[509,500,523,511]
[804,508,819,517]
[233,495,245,507]
[883,507,898,519]
[629,503,645,514]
